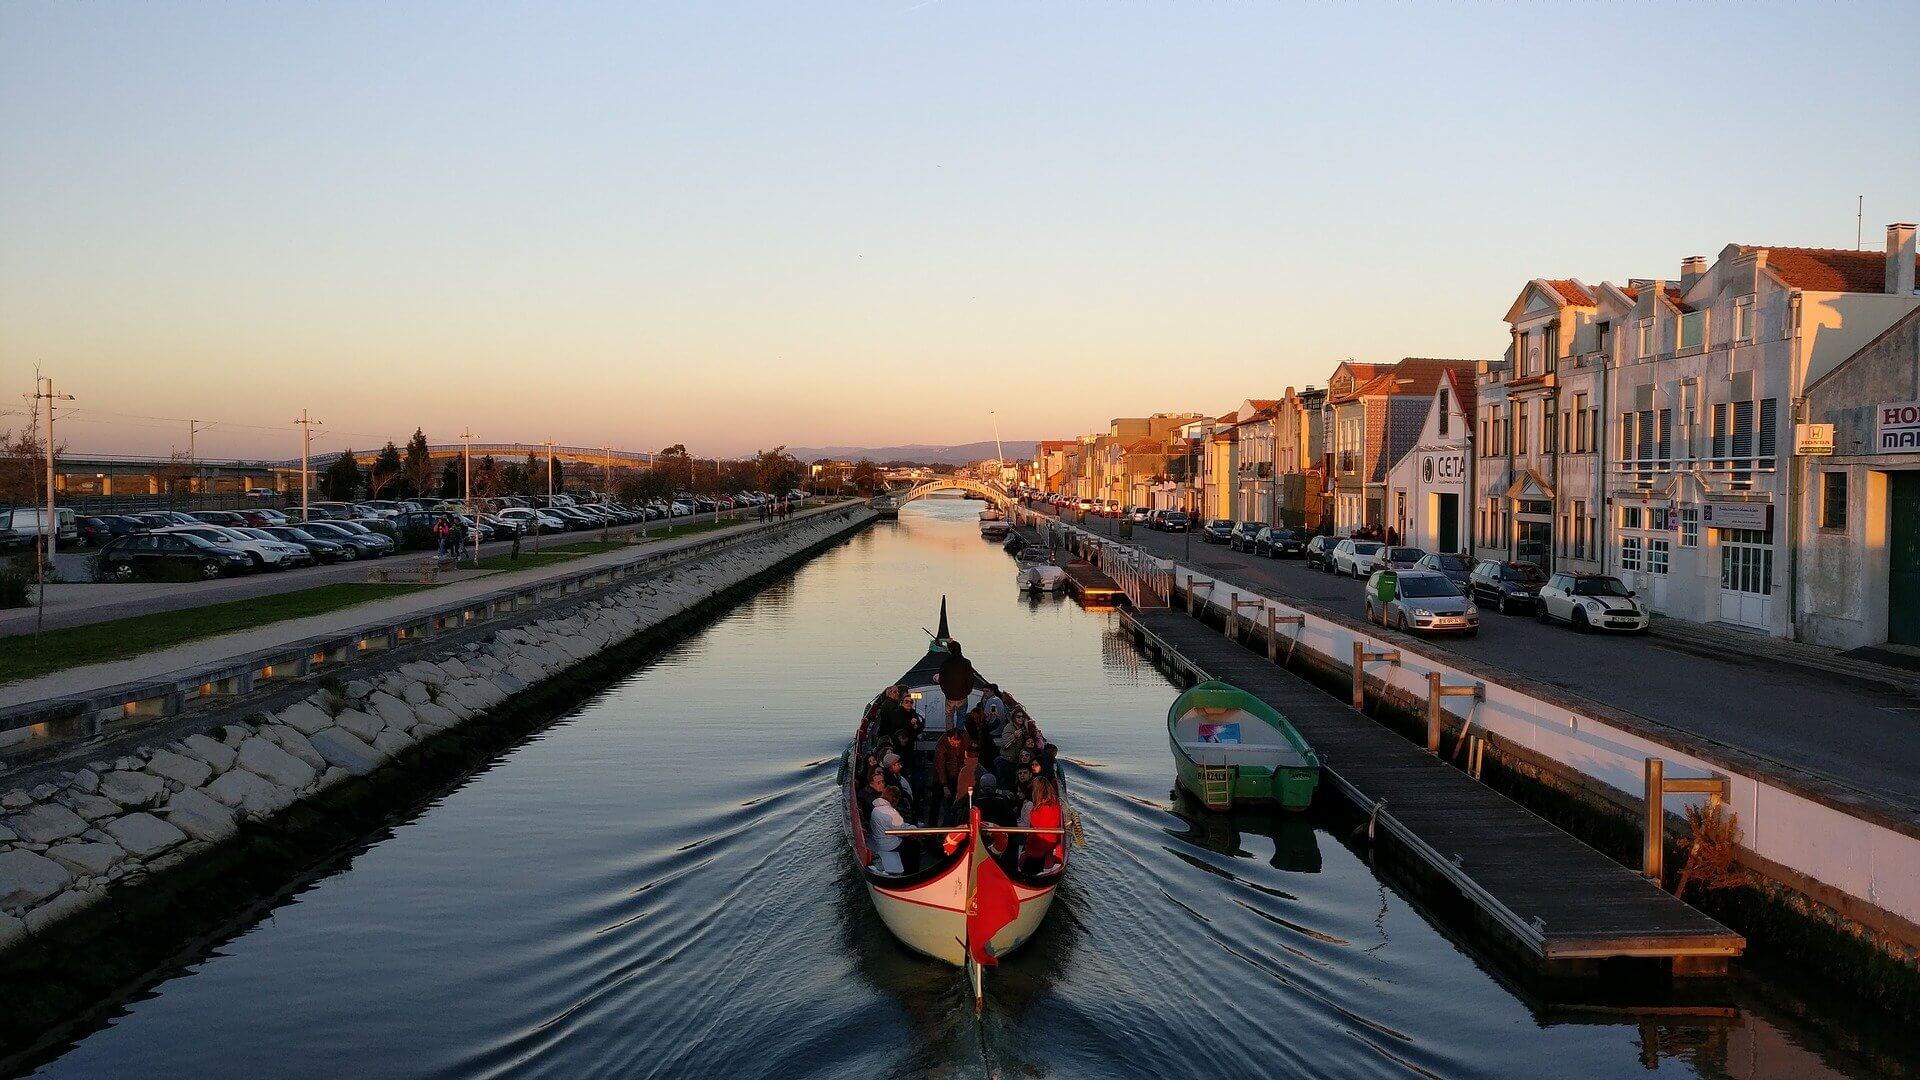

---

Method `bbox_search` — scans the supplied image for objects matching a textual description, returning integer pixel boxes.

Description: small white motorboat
[1015,547,1067,592]
[979,509,1011,539]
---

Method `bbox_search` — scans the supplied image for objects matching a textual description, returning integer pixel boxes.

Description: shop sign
[1795,424,1834,456]
[1420,452,1464,485]
[1878,402,1920,451]
[1703,501,1770,531]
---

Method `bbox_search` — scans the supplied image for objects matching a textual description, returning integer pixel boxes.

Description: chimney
[1888,223,1917,296]
[1680,255,1707,292]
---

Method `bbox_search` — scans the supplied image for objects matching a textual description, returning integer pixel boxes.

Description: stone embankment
[0,507,872,955]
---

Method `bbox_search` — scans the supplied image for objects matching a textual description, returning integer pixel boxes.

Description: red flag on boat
[967,811,1018,967]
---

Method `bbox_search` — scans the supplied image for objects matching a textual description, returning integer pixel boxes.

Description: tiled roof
[1747,246,1913,294]
[1545,279,1594,305]
[1444,368,1477,422]
[1122,439,1162,455]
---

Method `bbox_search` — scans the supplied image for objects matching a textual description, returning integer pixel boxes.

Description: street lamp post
[26,373,75,635]
[292,409,321,522]
[462,428,478,566]
[541,439,556,551]
[602,444,612,543]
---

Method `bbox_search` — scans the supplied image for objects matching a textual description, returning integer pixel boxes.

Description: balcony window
[1637,319,1655,359]
[1735,297,1756,343]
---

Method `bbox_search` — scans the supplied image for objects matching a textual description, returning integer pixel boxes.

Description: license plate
[1433,617,1463,626]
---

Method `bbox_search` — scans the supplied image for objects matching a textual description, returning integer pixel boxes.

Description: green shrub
[0,552,33,608]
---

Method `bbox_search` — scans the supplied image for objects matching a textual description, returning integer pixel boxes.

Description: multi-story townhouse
[1229,400,1280,524]
[1602,225,1920,636]
[1274,385,1327,530]
[1477,278,1608,572]
[1200,408,1240,520]
[1385,369,1475,552]
[1330,359,1475,535]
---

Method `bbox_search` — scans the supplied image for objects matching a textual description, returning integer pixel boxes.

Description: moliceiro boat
[1168,679,1320,812]
[843,601,1070,1005]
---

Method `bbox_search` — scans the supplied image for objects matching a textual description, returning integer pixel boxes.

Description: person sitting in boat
[932,725,967,823]
[937,640,976,728]
[943,746,985,827]
[857,765,887,821]
[882,752,915,822]
[875,685,915,744]
[980,684,1009,738]
[869,785,908,875]
[1019,776,1064,877]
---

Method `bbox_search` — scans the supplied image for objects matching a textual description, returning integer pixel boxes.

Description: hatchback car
[1468,560,1548,614]
[1157,511,1190,533]
[1303,534,1336,571]
[1536,573,1650,632]
[1330,538,1384,577]
[1257,527,1307,558]
[1202,519,1235,544]
[1374,546,1429,573]
[1227,521,1263,552]
[1365,569,1478,635]
[1414,551,1475,589]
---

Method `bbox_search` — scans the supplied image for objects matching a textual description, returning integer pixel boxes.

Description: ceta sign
[1879,401,1920,452]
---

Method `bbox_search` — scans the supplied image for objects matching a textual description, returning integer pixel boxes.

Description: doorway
[1436,493,1459,553]
[1891,473,1920,645]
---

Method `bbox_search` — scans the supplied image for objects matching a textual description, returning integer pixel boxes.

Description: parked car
[190,510,251,529]
[231,527,316,567]
[1255,526,1307,558]
[1202,519,1235,544]
[1468,560,1548,614]
[1157,511,1190,533]
[156,525,296,570]
[263,525,350,563]
[95,532,251,581]
[1414,551,1475,589]
[499,507,567,534]
[1330,538,1384,577]
[1227,521,1263,552]
[1365,569,1478,636]
[1304,534,1336,571]
[76,514,142,547]
[299,520,392,558]
[1372,546,1429,573]
[1,506,78,548]
[1536,573,1650,632]
[239,507,292,527]
[1128,506,1153,524]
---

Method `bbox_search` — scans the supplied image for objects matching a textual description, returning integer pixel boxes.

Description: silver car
[1365,569,1479,635]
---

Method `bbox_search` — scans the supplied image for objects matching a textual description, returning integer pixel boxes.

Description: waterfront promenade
[1036,506,1920,821]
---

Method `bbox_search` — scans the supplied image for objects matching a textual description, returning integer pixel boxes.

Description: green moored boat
[1167,680,1320,812]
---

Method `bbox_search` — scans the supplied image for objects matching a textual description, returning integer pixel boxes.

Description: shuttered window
[1758,398,1777,468]
[1712,403,1728,466]
[1732,400,1755,484]
[1658,409,1672,464]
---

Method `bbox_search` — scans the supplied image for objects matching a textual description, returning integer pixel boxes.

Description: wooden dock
[1061,559,1123,604]
[1122,606,1745,976]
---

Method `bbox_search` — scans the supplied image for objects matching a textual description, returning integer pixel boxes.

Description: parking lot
[4,502,786,636]
[1033,502,1920,814]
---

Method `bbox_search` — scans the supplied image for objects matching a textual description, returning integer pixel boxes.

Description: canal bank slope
[0,504,875,1058]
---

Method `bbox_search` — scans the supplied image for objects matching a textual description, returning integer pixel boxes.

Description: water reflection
[19,499,1917,1080]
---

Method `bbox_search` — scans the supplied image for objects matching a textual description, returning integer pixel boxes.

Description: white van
[1,506,77,547]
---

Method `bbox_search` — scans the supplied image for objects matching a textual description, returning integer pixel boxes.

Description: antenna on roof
[1858,195,1864,251]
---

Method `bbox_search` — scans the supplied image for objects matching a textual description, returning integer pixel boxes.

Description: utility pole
[26,373,75,635]
[541,439,556,551]
[462,428,478,565]
[603,444,612,542]
[293,410,321,521]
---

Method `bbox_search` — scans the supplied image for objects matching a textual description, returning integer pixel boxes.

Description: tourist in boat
[1020,776,1064,876]
[981,684,1009,737]
[875,684,914,744]
[932,726,967,825]
[942,746,985,827]
[883,752,915,821]
[869,786,907,875]
[937,640,976,727]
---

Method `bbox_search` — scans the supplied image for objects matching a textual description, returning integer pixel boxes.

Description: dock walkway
[1123,606,1745,975]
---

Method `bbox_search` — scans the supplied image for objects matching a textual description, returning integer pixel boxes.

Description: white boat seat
[1179,742,1312,769]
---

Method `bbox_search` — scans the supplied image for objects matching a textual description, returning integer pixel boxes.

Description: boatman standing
[869,786,907,874]
[938,640,976,729]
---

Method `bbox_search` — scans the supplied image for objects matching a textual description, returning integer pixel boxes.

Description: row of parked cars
[83,509,399,581]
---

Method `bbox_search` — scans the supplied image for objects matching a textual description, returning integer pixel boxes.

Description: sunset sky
[4,2,1916,460]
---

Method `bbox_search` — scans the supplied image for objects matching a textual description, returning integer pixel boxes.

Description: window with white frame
[1620,506,1642,530]
[1620,535,1642,571]
[1637,319,1655,359]
[1645,539,1670,575]
[1680,506,1699,547]
[1734,296,1756,343]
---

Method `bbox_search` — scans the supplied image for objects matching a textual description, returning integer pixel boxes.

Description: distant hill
[785,440,1039,466]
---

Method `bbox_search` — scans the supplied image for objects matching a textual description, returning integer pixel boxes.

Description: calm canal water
[25,500,1917,1079]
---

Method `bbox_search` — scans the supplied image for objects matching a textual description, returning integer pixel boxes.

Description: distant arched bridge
[895,477,1013,508]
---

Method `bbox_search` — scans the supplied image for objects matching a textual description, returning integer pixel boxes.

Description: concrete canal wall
[0,506,875,962]
[1034,514,1920,1009]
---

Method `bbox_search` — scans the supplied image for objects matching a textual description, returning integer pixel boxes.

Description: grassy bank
[0,583,428,684]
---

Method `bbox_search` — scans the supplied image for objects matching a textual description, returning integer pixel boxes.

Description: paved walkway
[0,506,850,711]
[0,509,756,636]
[1033,506,1920,818]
